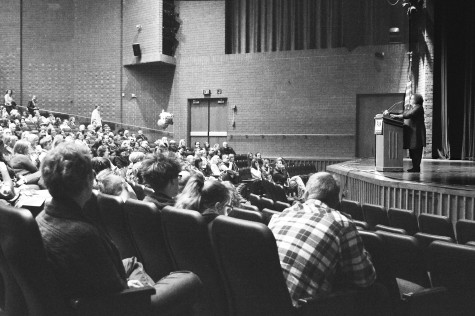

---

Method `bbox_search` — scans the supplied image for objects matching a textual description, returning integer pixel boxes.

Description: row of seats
[340,199,475,244]
[248,193,291,212]
[227,205,475,315]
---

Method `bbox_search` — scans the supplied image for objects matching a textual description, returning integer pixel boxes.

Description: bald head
[305,172,340,209]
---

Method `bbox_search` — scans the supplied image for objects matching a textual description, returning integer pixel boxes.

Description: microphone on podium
[383,100,404,116]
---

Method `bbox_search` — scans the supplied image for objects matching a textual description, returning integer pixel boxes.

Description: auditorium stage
[327,158,475,223]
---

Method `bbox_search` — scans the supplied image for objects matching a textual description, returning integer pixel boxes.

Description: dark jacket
[143,191,174,211]
[402,104,426,149]
[36,198,127,299]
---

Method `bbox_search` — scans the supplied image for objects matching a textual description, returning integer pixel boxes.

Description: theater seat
[161,206,228,316]
[374,224,407,235]
[455,219,475,244]
[262,208,280,225]
[248,193,262,210]
[97,193,141,260]
[388,208,419,235]
[260,196,275,210]
[239,203,259,212]
[418,213,455,240]
[428,241,475,315]
[123,199,174,281]
[228,207,266,224]
[274,201,291,212]
[362,204,389,229]
[359,231,448,316]
[0,203,156,316]
[340,199,364,221]
[210,216,370,316]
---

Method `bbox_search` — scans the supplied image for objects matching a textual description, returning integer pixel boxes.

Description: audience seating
[123,199,174,281]
[161,207,228,316]
[97,193,141,260]
[388,208,419,235]
[375,230,431,288]
[261,180,276,200]
[455,219,475,244]
[261,208,280,225]
[374,224,407,235]
[274,201,291,212]
[239,203,259,212]
[418,213,456,240]
[340,199,364,221]
[273,184,291,204]
[428,241,475,315]
[228,207,266,224]
[0,203,156,316]
[210,216,370,316]
[362,203,389,229]
[260,196,275,210]
[359,230,448,316]
[353,220,370,231]
[248,193,262,211]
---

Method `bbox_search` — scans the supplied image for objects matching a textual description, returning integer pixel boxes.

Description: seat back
[358,231,399,299]
[274,201,291,212]
[374,224,407,235]
[340,199,364,221]
[123,199,174,281]
[272,185,289,204]
[248,193,262,210]
[428,241,475,291]
[161,207,228,316]
[414,232,455,249]
[228,207,266,224]
[261,208,280,225]
[239,203,259,212]
[418,213,455,239]
[260,197,275,211]
[387,208,419,235]
[97,193,140,260]
[0,204,71,316]
[376,230,430,288]
[455,219,475,244]
[261,180,275,200]
[362,204,389,228]
[210,216,295,316]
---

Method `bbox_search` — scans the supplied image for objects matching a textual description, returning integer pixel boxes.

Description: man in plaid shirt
[268,172,376,307]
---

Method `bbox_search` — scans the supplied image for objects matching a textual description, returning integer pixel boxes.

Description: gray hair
[305,172,340,209]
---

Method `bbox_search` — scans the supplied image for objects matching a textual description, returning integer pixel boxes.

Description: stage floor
[330,158,475,191]
[327,158,475,220]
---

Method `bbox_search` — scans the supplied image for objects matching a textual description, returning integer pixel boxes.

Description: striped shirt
[268,199,376,307]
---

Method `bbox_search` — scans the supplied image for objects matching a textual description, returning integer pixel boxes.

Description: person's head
[69,116,76,123]
[96,145,109,158]
[275,157,285,169]
[41,142,94,203]
[39,135,53,150]
[5,135,17,148]
[140,140,149,148]
[222,141,228,148]
[13,140,30,155]
[32,95,37,102]
[263,158,270,166]
[304,172,340,209]
[95,105,100,111]
[178,139,186,148]
[140,153,181,197]
[175,173,231,215]
[229,153,235,162]
[52,135,65,148]
[195,141,201,148]
[129,151,145,164]
[26,133,39,148]
[6,90,12,96]
[138,130,143,135]
[178,170,191,193]
[91,157,112,174]
[411,94,424,106]
[256,152,262,159]
[222,154,229,163]
[96,170,125,196]
[272,172,286,186]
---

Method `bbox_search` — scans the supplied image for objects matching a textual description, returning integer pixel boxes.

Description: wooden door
[356,94,404,158]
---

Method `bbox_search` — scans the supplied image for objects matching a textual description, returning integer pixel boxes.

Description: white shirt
[4,94,13,106]
[91,108,102,126]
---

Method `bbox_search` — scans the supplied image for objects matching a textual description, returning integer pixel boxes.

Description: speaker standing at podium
[384,94,426,172]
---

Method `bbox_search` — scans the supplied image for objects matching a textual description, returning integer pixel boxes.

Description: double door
[189,98,228,147]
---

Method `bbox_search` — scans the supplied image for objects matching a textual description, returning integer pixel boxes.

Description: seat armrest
[71,286,156,316]
[402,286,448,316]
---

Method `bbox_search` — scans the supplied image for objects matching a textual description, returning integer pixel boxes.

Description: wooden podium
[374,114,404,172]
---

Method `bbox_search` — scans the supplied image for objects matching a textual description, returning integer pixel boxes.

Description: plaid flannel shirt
[268,199,376,307]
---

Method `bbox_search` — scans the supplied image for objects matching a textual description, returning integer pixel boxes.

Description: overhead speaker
[132,43,141,57]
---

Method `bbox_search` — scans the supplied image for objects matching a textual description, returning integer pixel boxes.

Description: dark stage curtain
[436,1,475,160]
[225,0,404,54]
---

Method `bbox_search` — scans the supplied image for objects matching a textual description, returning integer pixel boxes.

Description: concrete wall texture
[0,0,432,158]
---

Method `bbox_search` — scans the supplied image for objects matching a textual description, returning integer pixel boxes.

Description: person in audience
[4,90,14,114]
[27,95,39,116]
[250,158,262,180]
[268,172,376,307]
[96,169,137,201]
[90,105,102,128]
[125,151,145,183]
[177,170,191,194]
[0,161,15,204]
[261,158,273,181]
[203,141,211,153]
[139,153,181,210]
[209,155,222,178]
[175,173,231,223]
[136,129,148,142]
[38,135,53,163]
[10,140,41,185]
[91,157,112,176]
[3,134,17,162]
[220,141,236,156]
[273,157,289,184]
[36,142,201,312]
[69,116,76,127]
[113,147,129,170]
